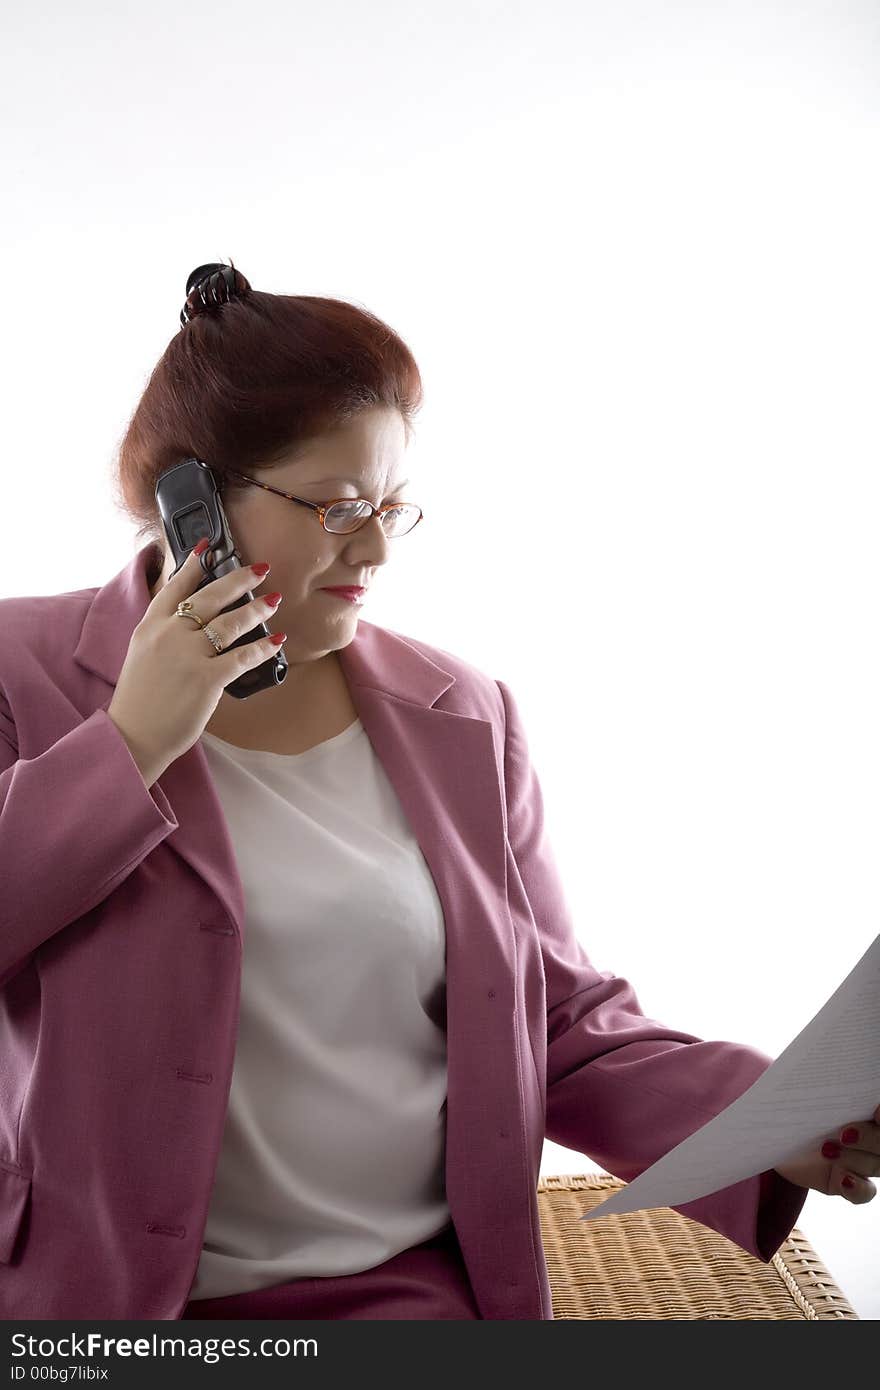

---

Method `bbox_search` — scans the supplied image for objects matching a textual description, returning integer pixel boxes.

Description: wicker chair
[537,1174,859,1319]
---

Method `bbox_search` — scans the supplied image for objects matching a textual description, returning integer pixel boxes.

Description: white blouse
[187,717,451,1300]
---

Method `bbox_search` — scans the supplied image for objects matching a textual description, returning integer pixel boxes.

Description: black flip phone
[154,457,288,699]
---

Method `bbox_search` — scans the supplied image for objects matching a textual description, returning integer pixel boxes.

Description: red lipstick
[320,587,365,604]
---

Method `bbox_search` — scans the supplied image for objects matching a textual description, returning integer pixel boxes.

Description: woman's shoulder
[0,584,99,629]
[0,586,97,652]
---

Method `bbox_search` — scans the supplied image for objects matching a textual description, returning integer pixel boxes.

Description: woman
[0,263,875,1321]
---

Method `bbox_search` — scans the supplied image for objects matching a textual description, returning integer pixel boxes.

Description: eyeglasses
[222,468,424,537]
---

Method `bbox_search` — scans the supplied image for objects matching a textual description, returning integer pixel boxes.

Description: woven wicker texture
[537,1173,858,1319]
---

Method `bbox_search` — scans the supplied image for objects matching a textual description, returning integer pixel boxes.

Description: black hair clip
[179,261,244,327]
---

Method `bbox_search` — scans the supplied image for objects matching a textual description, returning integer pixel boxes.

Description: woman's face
[148,405,411,670]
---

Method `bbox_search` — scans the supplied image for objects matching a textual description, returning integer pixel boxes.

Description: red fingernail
[193,538,210,555]
[840,1127,859,1144]
[821,1141,841,1159]
[269,632,286,646]
[842,1175,855,1190]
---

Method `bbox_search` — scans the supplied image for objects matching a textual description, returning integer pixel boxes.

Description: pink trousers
[179,1222,482,1320]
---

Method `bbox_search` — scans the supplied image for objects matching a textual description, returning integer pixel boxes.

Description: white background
[2,0,877,1319]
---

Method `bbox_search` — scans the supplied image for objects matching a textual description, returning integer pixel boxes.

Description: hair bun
[180,260,251,327]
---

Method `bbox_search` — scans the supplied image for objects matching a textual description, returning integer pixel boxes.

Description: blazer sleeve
[0,685,180,989]
[496,677,809,1263]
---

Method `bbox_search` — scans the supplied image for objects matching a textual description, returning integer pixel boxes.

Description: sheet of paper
[579,931,880,1222]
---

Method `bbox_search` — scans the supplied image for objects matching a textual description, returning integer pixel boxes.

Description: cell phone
[154,457,288,699]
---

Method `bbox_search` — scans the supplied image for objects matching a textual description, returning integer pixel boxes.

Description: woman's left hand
[772,1101,879,1204]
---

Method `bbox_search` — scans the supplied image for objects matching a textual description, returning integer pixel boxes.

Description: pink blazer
[0,542,807,1320]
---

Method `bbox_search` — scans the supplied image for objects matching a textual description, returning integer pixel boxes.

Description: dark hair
[111,264,424,548]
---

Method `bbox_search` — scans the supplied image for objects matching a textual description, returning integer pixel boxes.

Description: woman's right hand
[106,545,285,786]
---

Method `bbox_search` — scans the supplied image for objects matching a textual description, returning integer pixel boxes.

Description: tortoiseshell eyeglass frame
[220,468,424,536]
